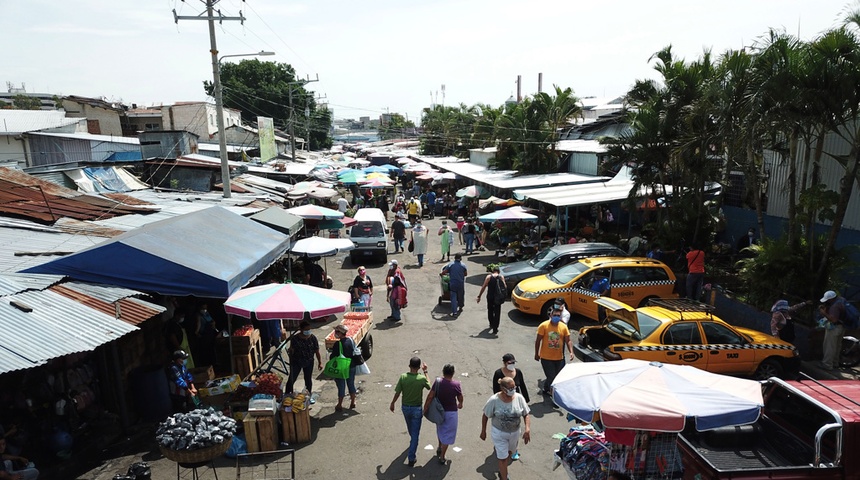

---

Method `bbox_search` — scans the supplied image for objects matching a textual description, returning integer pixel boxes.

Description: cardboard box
[198,374,241,398]
[190,365,215,385]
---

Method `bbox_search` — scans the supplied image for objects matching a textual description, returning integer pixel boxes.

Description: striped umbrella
[224,283,351,320]
[286,204,345,220]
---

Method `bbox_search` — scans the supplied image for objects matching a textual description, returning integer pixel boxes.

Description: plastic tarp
[250,207,304,237]
[23,207,291,298]
[66,167,150,193]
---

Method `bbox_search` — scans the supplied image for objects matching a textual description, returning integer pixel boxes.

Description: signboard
[257,116,277,162]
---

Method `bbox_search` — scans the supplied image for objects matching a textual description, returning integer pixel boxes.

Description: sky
[2,0,854,123]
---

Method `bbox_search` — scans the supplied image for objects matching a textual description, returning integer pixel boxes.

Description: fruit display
[254,373,284,399]
[232,325,254,337]
[155,409,237,451]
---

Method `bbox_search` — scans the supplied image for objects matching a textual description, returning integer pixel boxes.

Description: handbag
[352,344,365,366]
[408,238,414,253]
[423,378,446,425]
[355,363,371,376]
[323,342,351,379]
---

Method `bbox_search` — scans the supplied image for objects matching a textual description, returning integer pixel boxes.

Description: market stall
[550,359,764,480]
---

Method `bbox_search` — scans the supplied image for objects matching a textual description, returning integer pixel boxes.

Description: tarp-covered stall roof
[250,207,303,238]
[23,207,291,298]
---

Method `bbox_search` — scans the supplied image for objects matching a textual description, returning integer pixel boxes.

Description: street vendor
[167,350,197,413]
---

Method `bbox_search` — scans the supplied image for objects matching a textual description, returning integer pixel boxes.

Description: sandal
[335,405,343,412]
[349,402,356,409]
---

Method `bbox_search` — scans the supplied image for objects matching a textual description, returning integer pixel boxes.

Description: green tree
[203,59,332,151]
[378,113,416,140]
[11,94,41,110]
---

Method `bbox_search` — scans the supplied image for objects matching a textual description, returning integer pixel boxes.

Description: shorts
[490,426,519,460]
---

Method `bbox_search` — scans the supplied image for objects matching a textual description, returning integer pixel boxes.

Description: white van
[349,208,388,263]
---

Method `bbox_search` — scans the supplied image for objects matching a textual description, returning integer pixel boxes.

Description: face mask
[183,359,188,366]
[506,362,516,369]
[551,316,561,324]
[554,304,562,310]
[504,388,517,396]
[302,330,311,336]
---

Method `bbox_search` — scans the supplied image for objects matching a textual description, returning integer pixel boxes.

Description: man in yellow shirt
[407,197,421,223]
[534,308,573,398]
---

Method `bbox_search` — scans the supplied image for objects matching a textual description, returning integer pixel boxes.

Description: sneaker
[408,459,417,467]
[511,451,520,460]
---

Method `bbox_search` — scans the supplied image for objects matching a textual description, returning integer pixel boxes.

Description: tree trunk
[786,131,799,248]
[815,142,860,287]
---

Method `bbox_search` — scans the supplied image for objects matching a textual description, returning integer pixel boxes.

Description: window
[549,262,589,285]
[701,322,745,345]
[664,323,702,345]
[351,221,383,238]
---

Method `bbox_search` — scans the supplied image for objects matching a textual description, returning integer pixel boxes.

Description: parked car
[678,377,859,479]
[511,257,677,321]
[500,242,625,295]
[349,208,388,263]
[574,297,800,379]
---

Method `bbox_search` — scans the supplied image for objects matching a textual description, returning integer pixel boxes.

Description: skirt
[436,411,459,445]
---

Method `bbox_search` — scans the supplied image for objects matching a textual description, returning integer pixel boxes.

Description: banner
[257,117,277,162]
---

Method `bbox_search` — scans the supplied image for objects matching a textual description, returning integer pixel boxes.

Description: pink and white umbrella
[360,178,394,188]
[551,359,764,432]
[224,283,351,320]
[286,204,345,220]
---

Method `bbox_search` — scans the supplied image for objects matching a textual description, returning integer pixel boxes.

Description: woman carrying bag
[328,324,358,411]
[423,364,463,465]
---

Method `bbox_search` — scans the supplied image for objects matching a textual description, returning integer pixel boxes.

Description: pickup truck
[678,377,860,479]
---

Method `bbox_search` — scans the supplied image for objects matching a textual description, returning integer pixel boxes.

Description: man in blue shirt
[443,253,468,316]
[426,189,437,219]
[167,350,198,413]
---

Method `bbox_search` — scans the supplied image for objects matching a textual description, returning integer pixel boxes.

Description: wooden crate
[232,340,262,379]
[243,413,279,453]
[279,410,297,444]
[231,328,261,353]
[324,313,373,350]
[278,408,311,444]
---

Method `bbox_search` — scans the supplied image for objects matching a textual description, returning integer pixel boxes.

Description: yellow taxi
[573,297,800,379]
[511,257,677,321]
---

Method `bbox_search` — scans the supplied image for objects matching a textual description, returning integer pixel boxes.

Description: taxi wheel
[754,358,784,380]
[542,300,556,320]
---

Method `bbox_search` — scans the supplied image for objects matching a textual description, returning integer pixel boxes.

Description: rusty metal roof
[50,282,165,326]
[0,167,156,224]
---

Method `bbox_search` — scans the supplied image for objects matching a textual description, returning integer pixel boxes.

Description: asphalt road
[79,215,580,480]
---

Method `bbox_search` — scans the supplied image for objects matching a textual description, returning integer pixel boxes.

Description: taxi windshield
[547,261,589,285]
[605,312,662,340]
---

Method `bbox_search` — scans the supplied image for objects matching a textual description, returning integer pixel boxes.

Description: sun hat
[334,324,348,334]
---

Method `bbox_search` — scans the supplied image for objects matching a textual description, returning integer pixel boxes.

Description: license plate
[363,251,373,256]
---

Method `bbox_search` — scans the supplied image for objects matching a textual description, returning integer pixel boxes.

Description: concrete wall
[162,104,241,139]
[62,100,123,136]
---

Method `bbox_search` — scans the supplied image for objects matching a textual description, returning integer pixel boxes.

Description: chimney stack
[538,73,543,93]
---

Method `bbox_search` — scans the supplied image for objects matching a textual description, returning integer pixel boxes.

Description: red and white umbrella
[360,178,394,188]
[286,204,345,220]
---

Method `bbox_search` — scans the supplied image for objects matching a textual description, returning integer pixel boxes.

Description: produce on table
[325,317,367,343]
[232,325,254,336]
[254,373,284,399]
[156,409,237,451]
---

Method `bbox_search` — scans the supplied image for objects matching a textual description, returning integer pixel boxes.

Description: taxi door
[569,270,604,320]
[700,322,756,374]
[659,322,709,370]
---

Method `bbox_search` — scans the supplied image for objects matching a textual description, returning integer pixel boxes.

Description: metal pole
[207,1,232,198]
[289,88,296,161]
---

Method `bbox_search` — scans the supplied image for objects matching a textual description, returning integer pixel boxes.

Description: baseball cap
[172,350,189,360]
[389,259,398,266]
[820,290,837,303]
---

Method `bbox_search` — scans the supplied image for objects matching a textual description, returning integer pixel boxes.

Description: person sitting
[0,437,37,480]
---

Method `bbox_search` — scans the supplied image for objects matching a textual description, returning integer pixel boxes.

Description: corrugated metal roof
[50,283,165,326]
[0,273,64,297]
[0,289,137,375]
[0,111,83,134]
[418,156,606,191]
[29,131,141,145]
[0,225,105,273]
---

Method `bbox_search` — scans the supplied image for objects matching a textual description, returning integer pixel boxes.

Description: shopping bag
[423,379,445,425]
[355,363,371,376]
[323,343,351,379]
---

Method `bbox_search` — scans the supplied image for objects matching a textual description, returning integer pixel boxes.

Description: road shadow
[476,451,503,480]
[468,328,498,340]
[431,307,459,321]
[529,396,567,420]
[374,448,417,480]
[374,318,404,330]
[505,308,541,327]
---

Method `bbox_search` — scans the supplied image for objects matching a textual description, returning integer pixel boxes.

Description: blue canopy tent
[23,207,291,298]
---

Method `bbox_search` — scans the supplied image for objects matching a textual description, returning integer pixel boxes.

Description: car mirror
[345,228,351,235]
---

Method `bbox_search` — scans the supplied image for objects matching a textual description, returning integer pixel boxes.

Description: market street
[79,215,585,480]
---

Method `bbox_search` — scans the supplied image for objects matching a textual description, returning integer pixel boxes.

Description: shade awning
[250,207,304,237]
[23,207,291,298]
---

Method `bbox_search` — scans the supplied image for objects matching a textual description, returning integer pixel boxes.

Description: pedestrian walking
[770,298,810,343]
[407,197,421,224]
[685,243,705,301]
[492,354,529,461]
[331,324,358,411]
[534,308,573,398]
[388,276,407,322]
[818,290,847,370]
[438,220,454,262]
[423,364,463,465]
[480,376,531,480]
[463,218,477,254]
[411,219,428,267]
[477,266,506,334]
[352,266,373,307]
[285,321,322,398]
[391,214,407,253]
[389,357,431,467]
[442,253,468,317]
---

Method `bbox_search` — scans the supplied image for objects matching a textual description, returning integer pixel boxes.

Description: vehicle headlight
[513,286,524,296]
[520,290,539,299]
[376,241,385,247]
[353,242,359,248]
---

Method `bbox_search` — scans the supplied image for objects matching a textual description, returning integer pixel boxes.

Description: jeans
[464,233,475,253]
[450,283,465,315]
[822,324,845,369]
[540,358,566,393]
[686,272,704,300]
[390,296,402,321]
[2,462,38,480]
[401,405,423,462]
[417,254,424,267]
[487,301,502,331]
[286,357,314,394]
[334,367,357,397]
[394,238,405,252]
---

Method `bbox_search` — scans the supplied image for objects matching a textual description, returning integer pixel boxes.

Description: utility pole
[173,1,245,198]
[287,75,318,160]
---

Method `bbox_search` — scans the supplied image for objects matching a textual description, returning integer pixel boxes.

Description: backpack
[491,275,507,305]
[841,299,860,329]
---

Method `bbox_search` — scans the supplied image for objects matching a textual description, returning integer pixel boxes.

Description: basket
[159,437,232,463]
